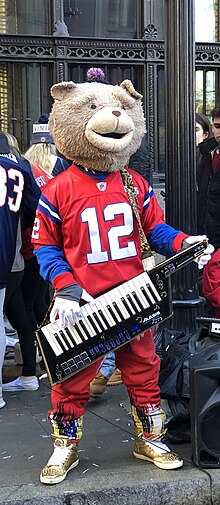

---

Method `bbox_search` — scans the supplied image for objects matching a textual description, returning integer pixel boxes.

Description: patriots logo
[96,182,107,191]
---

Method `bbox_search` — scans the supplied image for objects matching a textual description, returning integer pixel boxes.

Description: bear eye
[121,105,126,110]
[91,104,97,109]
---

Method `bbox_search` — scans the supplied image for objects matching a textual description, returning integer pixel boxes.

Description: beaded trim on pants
[50,413,83,440]
[131,403,166,438]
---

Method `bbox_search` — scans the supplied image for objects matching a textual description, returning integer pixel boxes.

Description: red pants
[49,328,161,420]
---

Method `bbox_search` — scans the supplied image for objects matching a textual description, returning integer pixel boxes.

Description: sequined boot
[40,415,83,485]
[40,435,79,484]
[132,404,183,470]
[133,430,183,470]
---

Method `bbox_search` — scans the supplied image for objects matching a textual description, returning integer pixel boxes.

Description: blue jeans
[99,351,116,379]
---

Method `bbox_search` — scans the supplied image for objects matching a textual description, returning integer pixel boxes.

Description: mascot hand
[50,288,94,327]
[182,235,215,269]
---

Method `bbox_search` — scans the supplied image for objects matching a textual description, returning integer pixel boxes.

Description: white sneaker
[6,335,19,347]
[5,326,17,337]
[0,397,6,408]
[2,376,39,392]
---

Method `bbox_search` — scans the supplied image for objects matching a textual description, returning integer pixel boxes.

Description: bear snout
[112,110,121,117]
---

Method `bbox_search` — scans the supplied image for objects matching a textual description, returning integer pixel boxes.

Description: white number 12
[81,202,137,264]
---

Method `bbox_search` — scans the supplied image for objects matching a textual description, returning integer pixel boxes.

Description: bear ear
[50,81,77,101]
[120,79,143,100]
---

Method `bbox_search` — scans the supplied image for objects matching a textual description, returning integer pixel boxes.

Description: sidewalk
[1,369,220,505]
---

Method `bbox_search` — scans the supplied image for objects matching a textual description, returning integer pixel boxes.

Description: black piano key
[88,315,101,334]
[112,302,124,320]
[121,297,134,316]
[78,320,91,339]
[74,322,87,341]
[54,332,67,352]
[93,312,106,332]
[132,291,145,310]
[59,329,72,349]
[64,326,77,346]
[107,304,119,324]
[126,294,138,312]
[98,310,111,329]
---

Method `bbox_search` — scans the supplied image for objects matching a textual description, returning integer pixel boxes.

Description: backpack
[156,324,220,443]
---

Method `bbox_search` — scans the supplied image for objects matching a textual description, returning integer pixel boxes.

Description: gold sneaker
[133,431,183,470]
[40,435,79,485]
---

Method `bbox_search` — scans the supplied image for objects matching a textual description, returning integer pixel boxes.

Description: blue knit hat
[32,113,54,144]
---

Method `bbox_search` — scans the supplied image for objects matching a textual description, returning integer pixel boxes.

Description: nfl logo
[96,182,107,191]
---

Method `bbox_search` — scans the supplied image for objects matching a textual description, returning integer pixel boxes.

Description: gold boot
[133,430,183,470]
[40,435,79,485]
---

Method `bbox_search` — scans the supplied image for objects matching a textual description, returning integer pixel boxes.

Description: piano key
[65,324,83,346]
[107,289,130,319]
[77,319,91,339]
[88,300,109,330]
[73,319,89,341]
[130,277,150,308]
[81,303,103,333]
[116,285,136,315]
[50,322,69,351]
[96,296,116,327]
[59,328,74,348]
[141,285,156,305]
[102,292,122,323]
[148,282,161,302]
[79,306,96,336]
[52,322,74,349]
[43,324,63,356]
[142,273,161,302]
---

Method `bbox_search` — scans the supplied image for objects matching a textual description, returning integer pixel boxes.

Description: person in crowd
[32,77,213,484]
[3,219,39,390]
[87,67,151,396]
[0,132,40,405]
[21,114,71,331]
[196,112,213,235]
[196,106,220,244]
[203,248,220,319]
[2,133,41,391]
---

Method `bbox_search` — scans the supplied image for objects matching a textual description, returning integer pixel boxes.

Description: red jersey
[32,164,186,297]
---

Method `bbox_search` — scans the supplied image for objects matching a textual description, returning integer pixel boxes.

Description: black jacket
[197,137,220,248]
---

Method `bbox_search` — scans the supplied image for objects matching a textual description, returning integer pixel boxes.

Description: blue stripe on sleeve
[143,185,154,210]
[37,194,61,226]
[34,245,71,283]
[148,223,183,257]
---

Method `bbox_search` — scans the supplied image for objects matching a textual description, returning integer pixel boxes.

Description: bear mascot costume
[32,78,213,484]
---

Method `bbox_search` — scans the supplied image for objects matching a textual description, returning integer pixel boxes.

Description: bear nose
[112,110,121,117]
